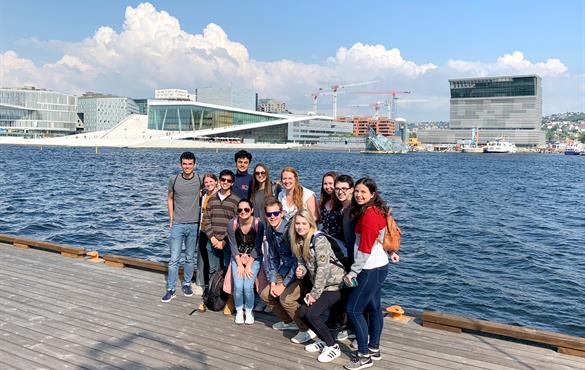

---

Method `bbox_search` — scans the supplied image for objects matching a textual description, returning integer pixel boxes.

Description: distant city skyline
[0,1,583,121]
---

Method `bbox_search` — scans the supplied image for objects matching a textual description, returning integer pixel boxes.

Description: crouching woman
[291,209,345,363]
[227,199,264,325]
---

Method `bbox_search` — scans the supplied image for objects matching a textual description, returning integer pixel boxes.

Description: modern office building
[337,115,396,137]
[257,98,287,113]
[196,86,256,111]
[77,93,140,133]
[147,99,352,143]
[418,75,544,146]
[0,87,78,137]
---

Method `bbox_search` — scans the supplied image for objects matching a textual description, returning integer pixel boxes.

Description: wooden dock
[1,242,584,370]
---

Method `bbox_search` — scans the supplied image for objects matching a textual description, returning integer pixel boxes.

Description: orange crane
[354,90,411,119]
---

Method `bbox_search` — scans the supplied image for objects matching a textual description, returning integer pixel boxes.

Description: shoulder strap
[172,174,180,194]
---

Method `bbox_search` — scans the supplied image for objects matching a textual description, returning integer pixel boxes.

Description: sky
[0,0,584,121]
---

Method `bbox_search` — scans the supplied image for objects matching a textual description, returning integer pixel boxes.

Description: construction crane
[353,90,411,119]
[305,89,342,115]
[324,81,377,118]
[351,101,383,119]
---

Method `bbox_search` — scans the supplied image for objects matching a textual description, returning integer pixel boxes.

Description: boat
[564,143,582,155]
[461,145,484,153]
[484,138,517,153]
[461,128,485,153]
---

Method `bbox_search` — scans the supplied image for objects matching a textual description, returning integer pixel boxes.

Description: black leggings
[299,290,342,346]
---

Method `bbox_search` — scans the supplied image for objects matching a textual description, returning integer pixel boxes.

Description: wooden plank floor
[1,242,584,370]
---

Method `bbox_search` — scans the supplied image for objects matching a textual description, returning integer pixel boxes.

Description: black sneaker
[368,348,382,361]
[161,290,176,303]
[181,284,193,297]
[344,352,373,370]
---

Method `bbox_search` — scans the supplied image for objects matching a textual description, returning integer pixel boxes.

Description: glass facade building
[419,75,544,146]
[0,88,78,137]
[148,101,278,131]
[147,100,353,143]
[134,99,148,115]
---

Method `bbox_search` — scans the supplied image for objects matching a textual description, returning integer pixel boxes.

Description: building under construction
[337,116,396,137]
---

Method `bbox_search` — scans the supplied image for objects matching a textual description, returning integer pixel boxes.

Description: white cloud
[448,51,568,77]
[0,2,578,120]
[332,42,437,76]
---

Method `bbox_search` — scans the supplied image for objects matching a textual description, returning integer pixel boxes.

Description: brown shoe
[223,295,235,315]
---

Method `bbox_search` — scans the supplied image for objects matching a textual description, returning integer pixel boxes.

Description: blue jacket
[264,219,297,286]
[233,171,253,200]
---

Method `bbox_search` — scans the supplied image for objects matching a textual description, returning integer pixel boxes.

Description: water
[0,145,583,337]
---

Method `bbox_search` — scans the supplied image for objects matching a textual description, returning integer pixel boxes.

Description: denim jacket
[264,219,297,286]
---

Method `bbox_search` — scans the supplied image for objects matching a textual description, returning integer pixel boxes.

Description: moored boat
[564,144,582,155]
[484,138,517,153]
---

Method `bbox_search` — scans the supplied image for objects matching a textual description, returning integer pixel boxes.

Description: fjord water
[0,145,583,337]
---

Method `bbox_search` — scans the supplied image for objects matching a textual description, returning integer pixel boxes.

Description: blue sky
[1,1,583,120]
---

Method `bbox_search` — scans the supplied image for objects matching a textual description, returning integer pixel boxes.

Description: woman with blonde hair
[291,209,344,363]
[278,167,318,223]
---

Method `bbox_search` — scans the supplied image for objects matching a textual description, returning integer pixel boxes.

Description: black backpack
[204,270,228,311]
[311,231,352,272]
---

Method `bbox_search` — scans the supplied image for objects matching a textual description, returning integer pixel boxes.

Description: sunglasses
[238,207,251,213]
[255,171,266,176]
[265,211,282,218]
[334,187,351,193]
[220,178,233,183]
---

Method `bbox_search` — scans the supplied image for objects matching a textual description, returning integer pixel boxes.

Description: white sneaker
[235,310,244,325]
[245,309,254,325]
[291,329,316,344]
[191,284,204,296]
[253,301,267,312]
[318,344,341,363]
[305,340,326,353]
[337,329,356,341]
[272,321,299,331]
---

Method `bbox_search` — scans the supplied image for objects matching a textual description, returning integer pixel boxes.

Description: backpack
[204,270,228,311]
[379,210,401,253]
[311,231,352,272]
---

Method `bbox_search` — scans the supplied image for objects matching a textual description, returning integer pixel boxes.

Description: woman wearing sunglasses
[226,199,265,325]
[290,209,344,363]
[250,163,273,218]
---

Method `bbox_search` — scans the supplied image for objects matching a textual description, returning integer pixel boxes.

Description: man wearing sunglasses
[203,169,240,291]
[162,151,201,303]
[260,197,315,343]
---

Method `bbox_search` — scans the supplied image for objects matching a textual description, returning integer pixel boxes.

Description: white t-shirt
[278,186,315,222]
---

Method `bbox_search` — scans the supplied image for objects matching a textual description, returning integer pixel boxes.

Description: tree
[579,132,585,144]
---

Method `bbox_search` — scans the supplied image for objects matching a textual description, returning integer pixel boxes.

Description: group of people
[164,150,399,370]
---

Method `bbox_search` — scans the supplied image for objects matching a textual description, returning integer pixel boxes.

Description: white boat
[564,143,582,155]
[461,144,484,153]
[484,138,517,153]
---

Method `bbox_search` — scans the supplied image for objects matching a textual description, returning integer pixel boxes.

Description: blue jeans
[167,223,198,291]
[231,258,260,311]
[346,264,388,355]
[207,240,231,276]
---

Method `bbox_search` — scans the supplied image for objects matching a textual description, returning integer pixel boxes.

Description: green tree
[579,132,585,144]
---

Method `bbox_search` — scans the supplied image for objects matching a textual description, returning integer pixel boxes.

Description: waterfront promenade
[1,242,584,369]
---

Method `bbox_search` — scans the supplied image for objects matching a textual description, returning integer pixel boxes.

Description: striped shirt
[203,192,240,241]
